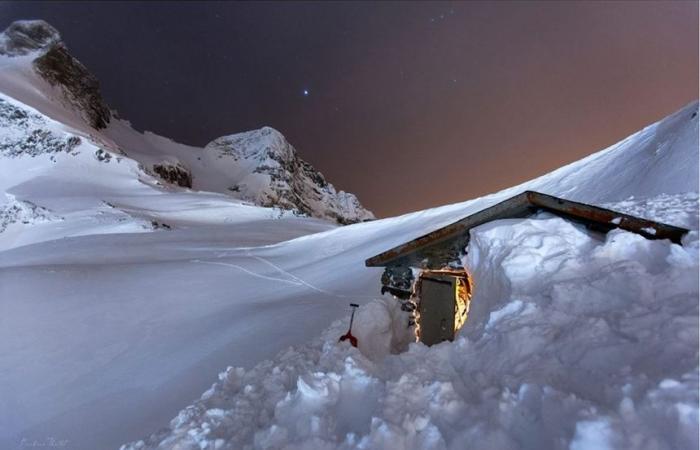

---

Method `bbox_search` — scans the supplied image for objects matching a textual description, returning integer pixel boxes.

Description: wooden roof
[365,191,689,269]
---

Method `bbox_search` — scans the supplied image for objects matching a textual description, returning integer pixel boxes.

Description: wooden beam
[365,191,689,268]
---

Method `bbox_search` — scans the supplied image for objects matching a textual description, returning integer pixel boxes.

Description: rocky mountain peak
[0,20,60,56]
[0,20,111,130]
[208,126,295,162]
[205,127,374,224]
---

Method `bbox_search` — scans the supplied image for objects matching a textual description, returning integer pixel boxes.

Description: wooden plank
[365,192,533,268]
[365,190,689,268]
[527,191,688,243]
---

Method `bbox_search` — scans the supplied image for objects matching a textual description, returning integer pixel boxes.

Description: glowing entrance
[413,269,472,346]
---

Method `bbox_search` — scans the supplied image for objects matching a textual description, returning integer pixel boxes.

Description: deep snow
[1,101,696,449]
[120,193,699,450]
[0,20,697,450]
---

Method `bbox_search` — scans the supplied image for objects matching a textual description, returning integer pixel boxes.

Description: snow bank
[123,194,699,450]
[1,17,697,450]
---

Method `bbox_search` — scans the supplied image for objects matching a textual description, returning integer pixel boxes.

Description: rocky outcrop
[0,194,62,233]
[34,43,111,129]
[205,127,374,224]
[0,97,81,158]
[152,161,192,188]
[0,20,111,129]
[0,20,60,56]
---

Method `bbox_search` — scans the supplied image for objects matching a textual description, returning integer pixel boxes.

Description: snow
[642,226,657,235]
[203,127,374,223]
[0,19,697,450]
[121,195,698,450]
[569,420,614,450]
[0,34,372,225]
[0,100,696,449]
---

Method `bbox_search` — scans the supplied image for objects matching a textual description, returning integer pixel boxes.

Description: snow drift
[0,17,697,450]
[124,193,698,450]
[120,101,699,450]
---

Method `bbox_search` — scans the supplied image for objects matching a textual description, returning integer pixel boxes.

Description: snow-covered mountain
[0,18,697,450]
[0,20,373,228]
[204,128,373,224]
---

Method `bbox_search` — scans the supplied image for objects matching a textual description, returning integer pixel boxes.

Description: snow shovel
[339,303,359,347]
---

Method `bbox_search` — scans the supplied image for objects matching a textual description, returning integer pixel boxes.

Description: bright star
[303,89,310,96]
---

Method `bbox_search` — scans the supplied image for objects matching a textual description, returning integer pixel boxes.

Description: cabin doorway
[415,269,472,346]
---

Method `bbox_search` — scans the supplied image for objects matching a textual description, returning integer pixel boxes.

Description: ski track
[190,259,304,287]
[193,253,377,303]
[249,252,378,302]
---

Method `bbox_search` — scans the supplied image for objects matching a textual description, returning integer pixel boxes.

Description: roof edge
[365,191,689,268]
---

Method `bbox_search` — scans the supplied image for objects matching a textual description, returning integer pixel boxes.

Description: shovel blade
[339,332,358,347]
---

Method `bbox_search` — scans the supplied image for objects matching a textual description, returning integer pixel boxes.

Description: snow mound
[602,192,699,231]
[203,127,375,224]
[122,194,699,450]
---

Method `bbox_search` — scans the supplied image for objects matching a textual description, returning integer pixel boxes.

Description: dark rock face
[152,161,193,188]
[0,20,111,130]
[33,44,111,129]
[0,20,60,56]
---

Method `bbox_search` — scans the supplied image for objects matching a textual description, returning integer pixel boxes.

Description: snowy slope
[0,20,373,226]
[123,194,698,450]
[512,101,699,203]
[115,103,698,450]
[1,97,697,450]
[0,18,697,450]
[0,92,318,251]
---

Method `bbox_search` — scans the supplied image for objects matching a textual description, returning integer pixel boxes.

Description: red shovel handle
[339,303,360,347]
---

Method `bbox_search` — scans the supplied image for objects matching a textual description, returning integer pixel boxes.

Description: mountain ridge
[0,19,374,224]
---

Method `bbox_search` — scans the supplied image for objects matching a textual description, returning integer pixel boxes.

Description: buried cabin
[365,191,689,346]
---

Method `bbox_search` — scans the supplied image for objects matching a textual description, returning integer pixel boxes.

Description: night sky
[1,1,698,217]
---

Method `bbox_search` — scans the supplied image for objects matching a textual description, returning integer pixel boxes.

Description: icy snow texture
[124,195,698,450]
